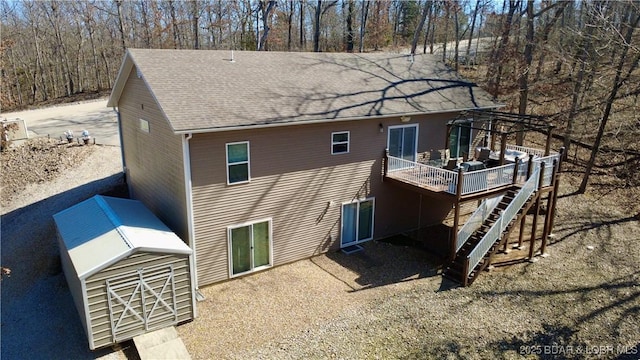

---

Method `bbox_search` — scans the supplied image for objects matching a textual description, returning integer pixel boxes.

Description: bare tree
[257,0,276,50]
[579,5,640,193]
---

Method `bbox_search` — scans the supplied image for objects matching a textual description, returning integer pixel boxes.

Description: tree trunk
[442,4,449,62]
[517,0,534,145]
[115,0,127,51]
[411,0,431,55]
[258,1,276,51]
[486,0,518,99]
[313,0,322,52]
[346,0,355,52]
[579,10,640,193]
[358,0,369,52]
[192,0,200,49]
[465,0,480,65]
[453,1,460,71]
[287,1,294,50]
[564,7,596,153]
[300,0,306,49]
[534,2,567,81]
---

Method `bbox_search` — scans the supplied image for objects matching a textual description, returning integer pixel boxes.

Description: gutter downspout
[113,107,130,197]
[182,133,200,317]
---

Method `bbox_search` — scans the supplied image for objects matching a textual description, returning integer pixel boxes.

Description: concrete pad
[1,98,120,146]
[134,327,191,360]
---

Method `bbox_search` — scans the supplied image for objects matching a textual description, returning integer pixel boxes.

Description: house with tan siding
[107,49,534,288]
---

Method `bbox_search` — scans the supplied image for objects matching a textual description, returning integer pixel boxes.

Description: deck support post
[546,147,565,237]
[499,132,508,166]
[529,162,546,261]
[540,159,559,256]
[544,124,555,156]
[450,168,464,261]
[516,215,527,249]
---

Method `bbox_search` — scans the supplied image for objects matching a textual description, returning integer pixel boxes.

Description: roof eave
[106,50,134,108]
[172,104,505,135]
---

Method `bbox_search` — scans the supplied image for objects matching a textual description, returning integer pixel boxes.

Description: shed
[53,195,195,350]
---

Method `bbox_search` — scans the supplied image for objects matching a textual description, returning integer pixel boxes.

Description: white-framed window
[340,197,375,247]
[226,141,250,185]
[139,119,150,133]
[227,218,273,277]
[331,131,350,154]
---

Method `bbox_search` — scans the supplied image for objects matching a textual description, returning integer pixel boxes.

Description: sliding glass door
[341,198,375,248]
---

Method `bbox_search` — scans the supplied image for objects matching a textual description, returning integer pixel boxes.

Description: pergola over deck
[447,110,556,166]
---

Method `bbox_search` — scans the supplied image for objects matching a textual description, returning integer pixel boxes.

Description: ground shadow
[1,172,127,360]
[321,234,443,292]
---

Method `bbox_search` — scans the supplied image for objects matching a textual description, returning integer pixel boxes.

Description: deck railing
[460,163,515,195]
[534,154,560,187]
[386,156,458,192]
[506,144,546,158]
[385,146,559,197]
[466,165,541,277]
[456,195,504,252]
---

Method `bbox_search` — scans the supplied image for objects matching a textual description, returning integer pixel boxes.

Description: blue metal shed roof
[53,195,192,280]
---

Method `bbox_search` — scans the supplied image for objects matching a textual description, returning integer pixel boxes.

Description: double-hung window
[226,141,250,184]
[331,131,350,154]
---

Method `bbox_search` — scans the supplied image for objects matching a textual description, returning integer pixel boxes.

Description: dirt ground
[1,107,639,359]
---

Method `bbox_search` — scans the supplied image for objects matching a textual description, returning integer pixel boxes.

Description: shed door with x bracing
[106,265,178,342]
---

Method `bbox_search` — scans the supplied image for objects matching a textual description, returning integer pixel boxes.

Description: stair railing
[466,165,541,277]
[456,195,504,252]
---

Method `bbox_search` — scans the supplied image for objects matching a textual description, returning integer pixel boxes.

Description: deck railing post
[456,167,464,197]
[512,157,520,184]
[544,124,555,156]
[499,132,508,166]
[383,148,389,178]
[526,154,535,180]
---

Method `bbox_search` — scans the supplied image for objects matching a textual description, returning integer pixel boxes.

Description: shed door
[106,265,178,342]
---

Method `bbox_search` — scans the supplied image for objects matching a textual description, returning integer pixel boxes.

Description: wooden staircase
[443,188,539,286]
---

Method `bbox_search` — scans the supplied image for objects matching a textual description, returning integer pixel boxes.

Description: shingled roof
[108,49,500,133]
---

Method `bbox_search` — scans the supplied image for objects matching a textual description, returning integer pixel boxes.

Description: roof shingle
[110,49,499,133]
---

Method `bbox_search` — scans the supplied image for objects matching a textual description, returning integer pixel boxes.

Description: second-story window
[226,141,250,184]
[331,131,350,154]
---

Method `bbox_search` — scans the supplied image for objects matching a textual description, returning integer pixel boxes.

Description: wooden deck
[383,145,560,200]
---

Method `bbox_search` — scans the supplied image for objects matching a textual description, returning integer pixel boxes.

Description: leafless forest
[1,0,639,193]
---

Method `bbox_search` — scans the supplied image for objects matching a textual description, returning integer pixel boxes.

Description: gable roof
[54,195,192,280]
[108,49,500,133]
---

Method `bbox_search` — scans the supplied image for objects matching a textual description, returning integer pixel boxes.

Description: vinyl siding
[58,232,90,340]
[191,113,458,286]
[85,253,193,350]
[118,67,188,240]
